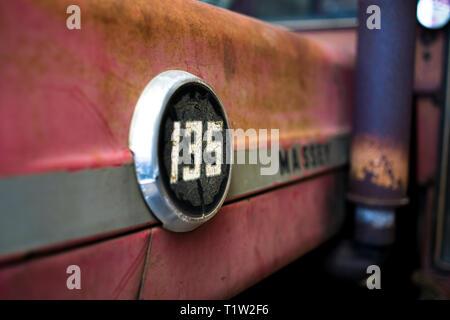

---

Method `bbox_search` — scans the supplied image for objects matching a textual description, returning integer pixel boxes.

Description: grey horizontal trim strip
[0,134,349,258]
[270,17,358,31]
[227,134,349,199]
[0,165,155,258]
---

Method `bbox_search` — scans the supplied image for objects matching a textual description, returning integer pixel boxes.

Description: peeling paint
[350,134,409,192]
[0,0,354,177]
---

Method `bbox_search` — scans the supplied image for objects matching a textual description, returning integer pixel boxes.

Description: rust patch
[29,0,331,135]
[0,0,354,176]
[222,35,236,82]
[350,134,409,191]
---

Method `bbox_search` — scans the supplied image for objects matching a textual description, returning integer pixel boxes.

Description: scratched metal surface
[0,171,346,299]
[0,165,155,259]
[0,134,349,259]
[348,0,416,207]
[0,230,150,299]
[0,0,355,298]
[0,0,353,178]
[0,0,354,258]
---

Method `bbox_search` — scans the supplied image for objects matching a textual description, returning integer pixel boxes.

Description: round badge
[129,70,232,232]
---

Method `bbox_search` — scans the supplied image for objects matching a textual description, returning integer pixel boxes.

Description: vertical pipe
[348,0,417,245]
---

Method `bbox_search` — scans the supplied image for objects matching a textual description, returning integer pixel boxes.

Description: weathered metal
[416,97,441,185]
[0,0,353,178]
[140,172,346,299]
[0,0,356,298]
[0,165,156,261]
[414,29,446,93]
[348,0,417,208]
[403,21,450,298]
[0,133,349,261]
[434,29,450,270]
[0,230,150,299]
[0,171,346,299]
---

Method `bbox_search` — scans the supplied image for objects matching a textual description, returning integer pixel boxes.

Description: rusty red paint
[414,29,445,94]
[302,30,357,63]
[0,220,155,266]
[0,230,150,299]
[0,0,353,177]
[0,0,356,300]
[141,172,343,299]
[0,171,344,299]
[416,97,441,185]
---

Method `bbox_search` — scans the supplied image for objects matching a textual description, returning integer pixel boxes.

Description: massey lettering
[279,141,331,175]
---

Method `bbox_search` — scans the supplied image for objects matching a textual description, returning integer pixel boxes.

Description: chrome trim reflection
[129,70,232,232]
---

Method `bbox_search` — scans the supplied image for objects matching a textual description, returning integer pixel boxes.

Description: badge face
[129,70,232,232]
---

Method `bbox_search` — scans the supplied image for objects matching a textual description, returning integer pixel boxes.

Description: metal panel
[348,0,416,207]
[227,133,349,199]
[0,0,353,177]
[0,170,345,299]
[141,171,346,299]
[0,0,355,296]
[416,97,441,185]
[0,133,349,259]
[0,165,155,259]
[414,29,446,93]
[0,230,150,299]
[434,29,450,269]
